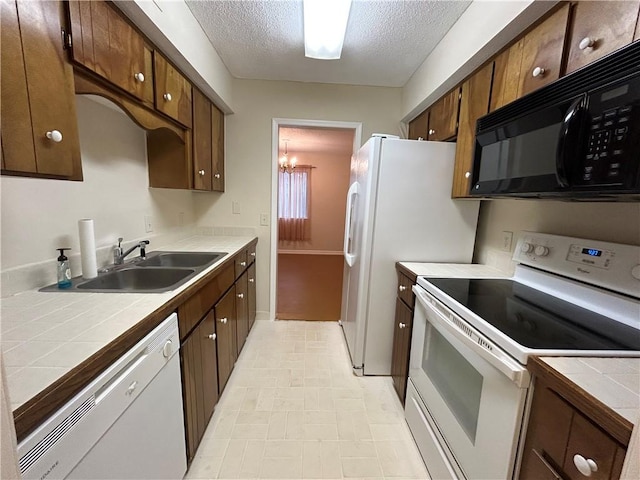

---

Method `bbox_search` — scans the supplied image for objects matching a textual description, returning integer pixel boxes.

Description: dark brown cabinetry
[452,62,493,198]
[248,262,257,331]
[408,110,429,140]
[565,0,640,74]
[427,88,460,141]
[193,88,225,192]
[67,1,152,103]
[236,271,249,354]
[519,357,631,480]
[1,0,82,180]
[390,266,417,405]
[215,286,237,393]
[154,52,193,128]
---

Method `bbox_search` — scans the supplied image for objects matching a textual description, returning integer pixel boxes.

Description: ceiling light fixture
[279,140,297,173]
[303,0,352,60]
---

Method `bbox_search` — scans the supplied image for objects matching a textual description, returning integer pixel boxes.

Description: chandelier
[279,140,297,173]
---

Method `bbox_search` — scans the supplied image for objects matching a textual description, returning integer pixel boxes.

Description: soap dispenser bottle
[57,248,72,289]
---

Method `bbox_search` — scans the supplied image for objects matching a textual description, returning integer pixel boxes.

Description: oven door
[408,285,530,479]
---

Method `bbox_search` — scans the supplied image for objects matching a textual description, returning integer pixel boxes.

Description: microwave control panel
[579,74,640,187]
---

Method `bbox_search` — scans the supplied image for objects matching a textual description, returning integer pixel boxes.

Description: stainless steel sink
[136,251,226,268]
[76,268,196,293]
[40,251,228,293]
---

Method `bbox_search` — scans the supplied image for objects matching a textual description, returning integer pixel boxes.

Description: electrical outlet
[501,231,513,251]
[232,201,241,214]
[260,213,269,226]
[144,215,154,233]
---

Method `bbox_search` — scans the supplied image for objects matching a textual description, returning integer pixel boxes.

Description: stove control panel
[514,232,640,299]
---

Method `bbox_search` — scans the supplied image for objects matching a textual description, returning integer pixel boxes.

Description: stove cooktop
[424,278,640,352]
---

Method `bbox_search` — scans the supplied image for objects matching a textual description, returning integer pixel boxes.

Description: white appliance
[340,135,480,375]
[17,314,187,480]
[406,232,640,480]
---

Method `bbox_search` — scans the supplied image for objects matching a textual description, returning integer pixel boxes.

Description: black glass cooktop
[425,278,640,351]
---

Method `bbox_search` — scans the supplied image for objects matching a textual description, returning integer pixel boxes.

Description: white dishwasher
[17,313,187,480]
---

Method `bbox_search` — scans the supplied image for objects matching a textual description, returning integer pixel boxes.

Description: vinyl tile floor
[184,320,430,480]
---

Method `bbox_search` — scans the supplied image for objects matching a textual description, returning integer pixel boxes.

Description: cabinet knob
[465,171,471,179]
[398,285,407,292]
[532,66,546,78]
[214,173,221,179]
[240,261,246,267]
[579,37,596,50]
[428,129,435,135]
[208,333,216,340]
[573,454,598,477]
[237,293,244,299]
[399,322,406,329]
[251,252,256,257]
[220,317,228,324]
[249,278,255,283]
[163,92,172,101]
[198,169,206,176]
[46,130,63,143]
[134,72,145,82]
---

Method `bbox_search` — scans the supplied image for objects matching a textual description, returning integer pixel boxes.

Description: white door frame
[270,118,363,321]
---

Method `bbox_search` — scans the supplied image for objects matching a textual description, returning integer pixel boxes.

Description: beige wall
[195,79,402,317]
[474,199,640,268]
[0,96,196,275]
[278,150,351,253]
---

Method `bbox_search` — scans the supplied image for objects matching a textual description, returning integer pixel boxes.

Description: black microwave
[470,41,640,200]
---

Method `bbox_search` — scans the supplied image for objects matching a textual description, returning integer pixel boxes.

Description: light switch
[232,201,241,214]
[501,231,513,251]
[260,213,269,226]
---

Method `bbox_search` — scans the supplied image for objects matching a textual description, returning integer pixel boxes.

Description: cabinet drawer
[178,262,234,339]
[397,272,415,307]
[235,250,249,278]
[248,243,257,263]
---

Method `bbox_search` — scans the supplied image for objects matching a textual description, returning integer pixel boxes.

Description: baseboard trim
[277,250,343,256]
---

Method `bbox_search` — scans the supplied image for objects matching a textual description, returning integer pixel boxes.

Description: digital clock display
[582,248,602,257]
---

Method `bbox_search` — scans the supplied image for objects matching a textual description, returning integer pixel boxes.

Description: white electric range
[405,232,640,480]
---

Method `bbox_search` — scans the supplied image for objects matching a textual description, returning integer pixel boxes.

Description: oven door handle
[413,286,529,388]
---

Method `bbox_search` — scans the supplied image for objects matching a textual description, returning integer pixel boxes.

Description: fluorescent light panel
[303,0,352,60]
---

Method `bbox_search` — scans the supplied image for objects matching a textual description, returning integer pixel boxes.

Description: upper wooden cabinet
[67,1,152,103]
[408,110,429,140]
[154,52,193,128]
[452,62,493,198]
[565,1,640,74]
[427,88,460,141]
[490,39,524,112]
[1,0,82,180]
[193,88,225,192]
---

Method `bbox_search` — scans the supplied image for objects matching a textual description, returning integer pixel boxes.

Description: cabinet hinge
[61,29,72,50]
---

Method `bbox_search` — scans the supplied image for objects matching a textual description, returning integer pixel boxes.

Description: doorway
[270,120,362,321]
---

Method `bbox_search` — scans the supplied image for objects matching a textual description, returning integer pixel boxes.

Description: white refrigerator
[340,135,479,375]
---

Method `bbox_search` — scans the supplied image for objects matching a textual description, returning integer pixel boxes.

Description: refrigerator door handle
[343,182,359,267]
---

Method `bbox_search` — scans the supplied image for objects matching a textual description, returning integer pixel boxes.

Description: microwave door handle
[556,95,586,187]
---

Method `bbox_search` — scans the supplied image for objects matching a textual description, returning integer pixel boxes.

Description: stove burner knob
[534,245,549,257]
[521,242,534,253]
[632,265,640,280]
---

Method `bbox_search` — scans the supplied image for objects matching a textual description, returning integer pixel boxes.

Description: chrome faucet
[114,237,150,265]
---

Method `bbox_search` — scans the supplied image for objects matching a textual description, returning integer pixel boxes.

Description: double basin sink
[42,251,227,293]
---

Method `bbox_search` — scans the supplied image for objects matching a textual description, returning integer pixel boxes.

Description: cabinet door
[154,52,193,128]
[199,311,219,427]
[565,1,640,74]
[1,0,81,179]
[193,88,213,191]
[452,62,493,198]
[215,286,237,393]
[67,1,149,101]
[180,325,203,462]
[211,104,225,192]
[490,39,525,112]
[248,262,257,331]
[408,110,429,140]
[236,271,249,354]
[427,88,460,141]
[391,298,413,405]
[519,3,570,97]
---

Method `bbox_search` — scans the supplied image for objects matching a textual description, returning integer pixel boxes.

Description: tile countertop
[1,235,256,412]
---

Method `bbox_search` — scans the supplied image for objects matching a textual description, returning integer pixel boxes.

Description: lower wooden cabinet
[215,286,237,393]
[519,358,630,480]
[236,271,249,353]
[248,262,257,331]
[391,266,417,405]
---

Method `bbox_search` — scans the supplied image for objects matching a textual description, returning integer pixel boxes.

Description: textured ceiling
[279,127,355,156]
[185,0,472,87]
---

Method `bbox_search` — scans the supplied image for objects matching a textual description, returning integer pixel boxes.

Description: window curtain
[278,166,312,241]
